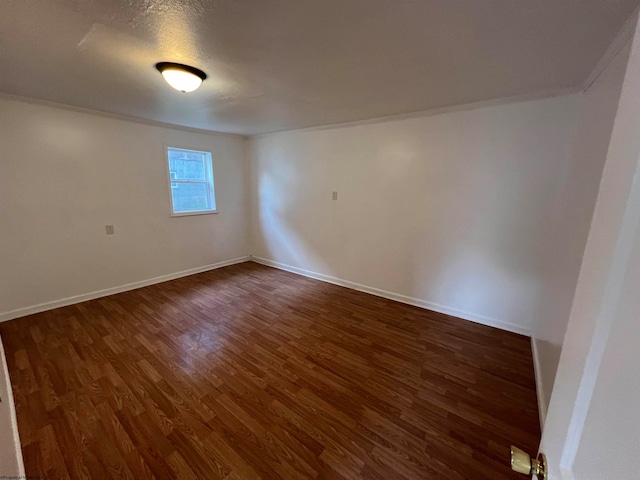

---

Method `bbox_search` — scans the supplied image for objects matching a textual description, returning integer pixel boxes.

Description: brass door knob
[510,446,547,479]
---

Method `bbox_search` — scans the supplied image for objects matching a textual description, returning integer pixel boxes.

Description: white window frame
[165,146,218,217]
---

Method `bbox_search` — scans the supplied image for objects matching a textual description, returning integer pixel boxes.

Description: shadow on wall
[250,105,568,332]
[257,158,333,274]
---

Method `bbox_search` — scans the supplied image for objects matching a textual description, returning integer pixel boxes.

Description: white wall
[573,219,640,479]
[249,95,580,335]
[532,41,632,420]
[541,13,640,477]
[0,99,249,318]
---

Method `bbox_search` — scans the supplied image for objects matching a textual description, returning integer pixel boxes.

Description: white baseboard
[0,256,251,322]
[0,336,25,477]
[531,336,547,430]
[250,256,530,336]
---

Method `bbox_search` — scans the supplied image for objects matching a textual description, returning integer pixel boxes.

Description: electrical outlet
[105,225,115,235]
[332,191,338,200]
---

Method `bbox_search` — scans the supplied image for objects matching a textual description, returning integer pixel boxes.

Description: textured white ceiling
[0,0,637,135]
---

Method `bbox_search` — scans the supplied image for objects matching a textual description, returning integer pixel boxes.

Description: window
[166,147,217,216]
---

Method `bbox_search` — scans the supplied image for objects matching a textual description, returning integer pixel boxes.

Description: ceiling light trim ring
[155,62,207,93]
[155,62,207,80]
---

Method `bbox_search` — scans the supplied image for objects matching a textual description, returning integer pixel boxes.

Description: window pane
[168,149,206,180]
[166,147,216,215]
[171,182,212,212]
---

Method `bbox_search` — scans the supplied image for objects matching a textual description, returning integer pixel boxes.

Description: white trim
[0,336,25,478]
[0,256,250,323]
[531,336,547,430]
[581,6,640,93]
[1,84,580,140]
[560,122,640,474]
[250,86,580,137]
[165,145,218,217]
[0,93,246,139]
[170,210,219,217]
[250,256,530,336]
[3,8,637,141]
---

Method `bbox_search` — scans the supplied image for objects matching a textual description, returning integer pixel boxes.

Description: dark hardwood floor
[0,262,540,479]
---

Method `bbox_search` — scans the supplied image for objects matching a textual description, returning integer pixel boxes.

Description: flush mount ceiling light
[155,62,207,93]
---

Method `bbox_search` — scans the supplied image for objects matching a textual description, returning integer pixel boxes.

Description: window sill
[170,209,218,217]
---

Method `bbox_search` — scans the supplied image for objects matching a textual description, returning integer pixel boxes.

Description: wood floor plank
[0,261,540,479]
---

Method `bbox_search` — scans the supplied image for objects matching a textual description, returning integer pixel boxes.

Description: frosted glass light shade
[155,62,207,93]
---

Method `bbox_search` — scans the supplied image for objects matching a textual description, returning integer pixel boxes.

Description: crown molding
[5,7,637,139]
[0,92,247,139]
[250,86,581,138]
[581,6,640,93]
[251,7,640,139]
